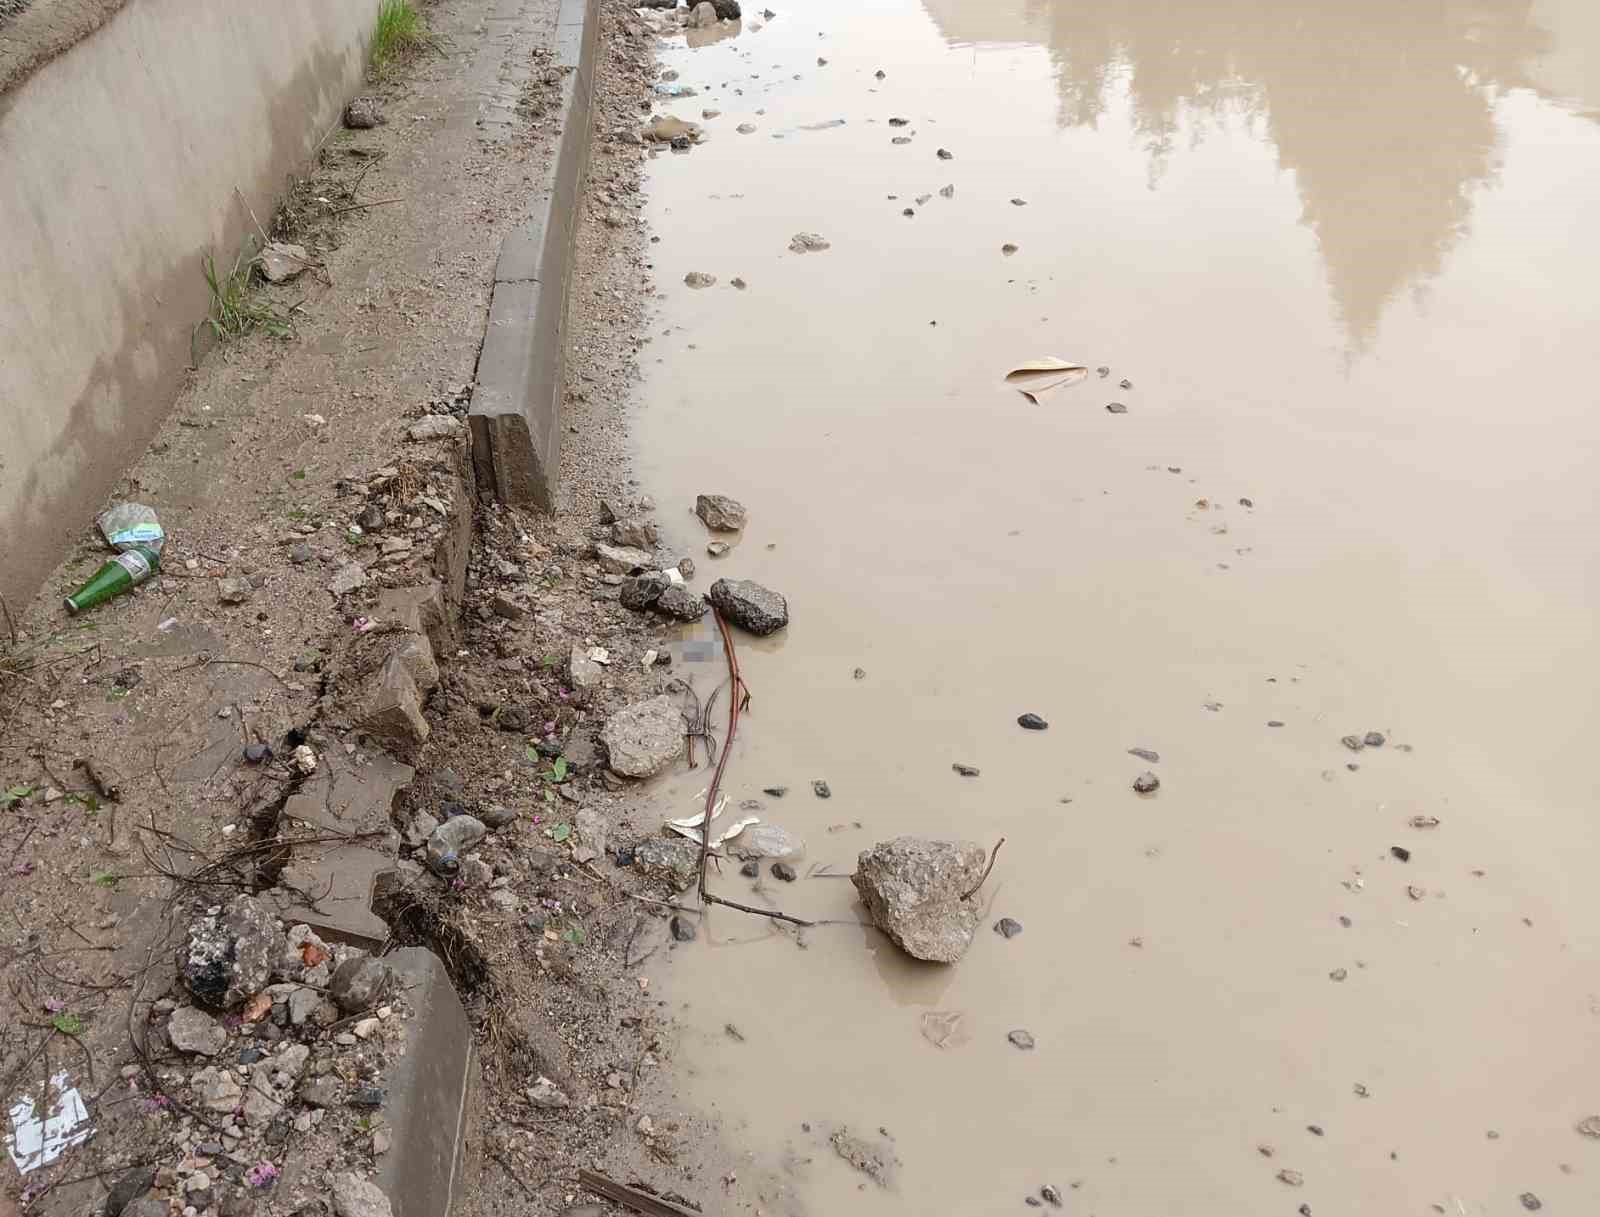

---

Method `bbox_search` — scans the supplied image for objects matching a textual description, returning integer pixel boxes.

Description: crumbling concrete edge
[468,0,601,511]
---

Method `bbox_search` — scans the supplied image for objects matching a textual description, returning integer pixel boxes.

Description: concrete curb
[468,0,602,510]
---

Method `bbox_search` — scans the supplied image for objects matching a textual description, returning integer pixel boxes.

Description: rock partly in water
[602,695,684,778]
[595,542,655,574]
[179,895,284,1011]
[852,837,987,962]
[729,823,804,860]
[708,578,788,635]
[633,837,702,892]
[620,571,671,610]
[655,586,707,621]
[694,494,748,531]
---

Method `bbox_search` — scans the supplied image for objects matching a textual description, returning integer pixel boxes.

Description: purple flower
[42,997,66,1014]
[245,1162,279,1189]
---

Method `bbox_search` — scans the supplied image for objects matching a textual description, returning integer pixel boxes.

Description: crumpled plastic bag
[96,503,164,554]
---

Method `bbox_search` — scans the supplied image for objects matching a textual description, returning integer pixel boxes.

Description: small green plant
[203,252,290,342]
[370,0,424,74]
[91,870,119,888]
[1,784,33,809]
[51,1012,86,1037]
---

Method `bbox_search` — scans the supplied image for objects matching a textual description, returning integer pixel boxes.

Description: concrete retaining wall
[0,0,376,608]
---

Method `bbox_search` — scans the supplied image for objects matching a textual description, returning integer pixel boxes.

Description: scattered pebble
[1001,243,1018,255]
[684,271,717,288]
[1353,1083,1370,1097]
[1132,772,1159,794]
[1007,1029,1035,1050]
[1408,815,1440,829]
[1119,378,1132,389]
[1276,1169,1304,1187]
[1017,713,1049,731]
[670,916,697,942]
[1341,734,1365,751]
[1520,1194,1542,1211]
[812,780,831,799]
[707,540,730,557]
[739,860,759,878]
[1106,402,1127,414]
[1364,731,1386,747]
[952,763,980,777]
[1040,1184,1062,1208]
[1128,747,1159,763]
[1329,968,1348,982]
[1390,846,1411,862]
[936,148,953,160]
[1267,720,1285,727]
[771,861,797,882]
[994,917,1023,939]
[764,786,787,798]
[1306,1124,1324,1137]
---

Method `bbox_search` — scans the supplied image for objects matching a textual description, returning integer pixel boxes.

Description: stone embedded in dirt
[569,642,606,689]
[244,742,270,764]
[167,1006,227,1056]
[731,824,804,859]
[528,1076,571,1108]
[634,837,702,891]
[602,695,684,778]
[708,577,788,635]
[654,585,707,621]
[994,917,1023,939]
[332,1173,393,1217]
[258,242,311,284]
[407,415,462,441]
[1008,1029,1036,1050]
[621,571,671,611]
[1132,771,1160,794]
[573,808,607,865]
[595,541,655,574]
[122,1198,167,1217]
[1017,713,1049,730]
[105,1167,157,1217]
[952,763,980,777]
[788,231,831,253]
[684,271,718,288]
[670,915,697,942]
[614,516,658,547]
[328,563,367,598]
[300,1075,342,1108]
[811,779,830,799]
[330,955,392,1014]
[852,837,988,962]
[490,593,524,620]
[217,578,251,605]
[695,493,748,531]
[193,1066,244,1112]
[344,96,385,129]
[180,894,284,1011]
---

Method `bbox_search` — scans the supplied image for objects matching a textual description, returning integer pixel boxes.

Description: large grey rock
[602,695,683,778]
[695,494,747,531]
[730,824,805,860]
[179,895,284,1010]
[330,955,392,1014]
[332,1174,393,1217]
[167,1007,226,1056]
[633,837,702,892]
[852,837,988,962]
[709,578,788,635]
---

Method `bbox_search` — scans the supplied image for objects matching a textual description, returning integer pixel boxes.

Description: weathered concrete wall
[0,0,375,608]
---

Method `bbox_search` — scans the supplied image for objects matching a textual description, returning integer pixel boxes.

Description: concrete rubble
[852,837,989,962]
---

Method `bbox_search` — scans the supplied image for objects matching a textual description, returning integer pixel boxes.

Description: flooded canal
[630,0,1600,1211]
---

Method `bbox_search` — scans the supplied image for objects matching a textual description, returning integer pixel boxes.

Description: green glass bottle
[64,545,161,615]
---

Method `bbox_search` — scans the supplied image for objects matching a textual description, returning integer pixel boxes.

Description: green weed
[203,252,290,342]
[370,0,425,74]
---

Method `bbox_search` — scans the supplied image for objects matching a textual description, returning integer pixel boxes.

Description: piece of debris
[602,695,684,778]
[708,577,788,634]
[811,780,831,799]
[788,231,831,253]
[407,415,462,441]
[1129,747,1160,763]
[684,271,717,288]
[771,861,798,882]
[179,895,284,1011]
[1408,815,1440,829]
[994,917,1023,939]
[1040,1185,1063,1208]
[852,837,988,962]
[952,763,980,777]
[1005,357,1088,404]
[1007,1029,1036,1050]
[1132,771,1160,794]
[1390,846,1411,862]
[1017,713,1049,730]
[830,1128,898,1188]
[425,815,487,877]
[936,147,953,159]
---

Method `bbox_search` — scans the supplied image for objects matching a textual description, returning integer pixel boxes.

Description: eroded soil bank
[625,1,1600,1213]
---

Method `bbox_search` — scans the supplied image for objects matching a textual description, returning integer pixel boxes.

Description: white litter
[6,1071,93,1174]
[588,647,611,665]
[666,794,758,847]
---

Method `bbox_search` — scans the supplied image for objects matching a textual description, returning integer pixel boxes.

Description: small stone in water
[739,860,759,878]
[1364,731,1386,747]
[764,786,787,798]
[771,862,797,882]
[1341,734,1365,751]
[707,541,730,557]
[936,147,953,160]
[1520,1194,1542,1211]
[812,780,831,799]
[1007,1029,1035,1050]
[1132,771,1160,794]
[670,916,697,942]
[1106,402,1127,413]
[1277,1169,1304,1187]
[994,917,1023,939]
[1017,713,1048,731]
[1390,846,1411,862]
[952,763,980,777]
[1040,1184,1063,1208]
[1128,747,1160,763]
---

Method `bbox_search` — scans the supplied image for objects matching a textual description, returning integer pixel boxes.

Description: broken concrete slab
[601,695,683,778]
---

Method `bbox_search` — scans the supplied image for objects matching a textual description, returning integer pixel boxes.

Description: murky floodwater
[630,0,1600,1211]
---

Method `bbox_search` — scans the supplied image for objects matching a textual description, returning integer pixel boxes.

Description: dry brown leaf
[1004,358,1088,404]
[242,992,272,1023]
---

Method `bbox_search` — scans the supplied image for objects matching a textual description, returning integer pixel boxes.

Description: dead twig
[698,609,749,903]
[578,1170,700,1217]
[330,197,404,215]
[961,837,1007,900]
[0,589,17,648]
[702,893,814,928]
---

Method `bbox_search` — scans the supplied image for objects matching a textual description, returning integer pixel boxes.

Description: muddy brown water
[628,0,1600,1211]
